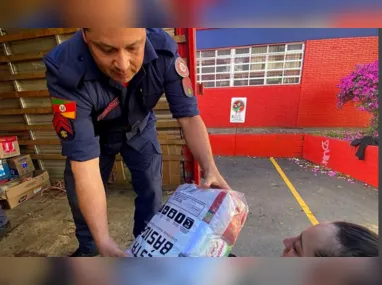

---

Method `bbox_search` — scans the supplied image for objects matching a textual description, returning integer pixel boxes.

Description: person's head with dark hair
[282,221,378,257]
[80,28,147,85]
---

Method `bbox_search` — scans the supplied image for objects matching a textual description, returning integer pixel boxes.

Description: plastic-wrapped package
[126,184,249,257]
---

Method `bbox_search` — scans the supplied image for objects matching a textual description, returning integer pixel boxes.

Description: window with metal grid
[196,43,304,88]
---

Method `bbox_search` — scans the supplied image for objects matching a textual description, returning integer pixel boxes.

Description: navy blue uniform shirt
[43,29,199,162]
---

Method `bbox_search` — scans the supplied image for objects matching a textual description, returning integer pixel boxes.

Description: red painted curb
[209,133,378,188]
[303,135,378,188]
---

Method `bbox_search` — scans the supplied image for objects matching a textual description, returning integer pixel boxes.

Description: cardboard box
[0,136,20,159]
[0,159,11,181]
[0,170,51,209]
[7,155,35,178]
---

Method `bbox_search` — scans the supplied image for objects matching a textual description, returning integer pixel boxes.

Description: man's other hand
[201,168,230,190]
[98,236,128,257]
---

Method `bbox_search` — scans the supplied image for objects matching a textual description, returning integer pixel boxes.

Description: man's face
[82,28,146,84]
[282,223,339,257]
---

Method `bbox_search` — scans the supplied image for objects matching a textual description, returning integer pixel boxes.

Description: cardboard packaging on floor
[0,159,11,182]
[7,155,35,178]
[0,170,51,209]
[0,136,20,159]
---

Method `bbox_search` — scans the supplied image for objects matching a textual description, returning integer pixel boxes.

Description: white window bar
[197,42,305,88]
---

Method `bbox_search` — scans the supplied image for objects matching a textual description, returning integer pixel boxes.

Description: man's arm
[162,52,230,189]
[71,158,126,256]
[44,62,125,256]
[71,158,107,244]
[177,115,216,175]
[178,115,230,189]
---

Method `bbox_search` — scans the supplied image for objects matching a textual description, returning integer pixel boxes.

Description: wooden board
[17,139,186,146]
[0,29,79,43]
[0,102,169,114]
[0,120,179,131]
[0,90,50,99]
[29,154,189,161]
[0,50,50,63]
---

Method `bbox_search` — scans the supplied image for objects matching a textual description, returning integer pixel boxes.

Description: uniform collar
[143,36,159,64]
[77,33,106,81]
[53,31,103,84]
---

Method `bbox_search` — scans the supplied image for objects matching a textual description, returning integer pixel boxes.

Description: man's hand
[201,167,230,190]
[98,236,128,257]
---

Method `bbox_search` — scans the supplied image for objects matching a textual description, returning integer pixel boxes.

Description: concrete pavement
[214,156,378,257]
[0,156,378,257]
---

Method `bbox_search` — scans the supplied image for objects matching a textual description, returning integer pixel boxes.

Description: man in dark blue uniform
[43,28,229,257]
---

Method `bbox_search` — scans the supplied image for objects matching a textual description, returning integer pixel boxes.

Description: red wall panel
[303,135,378,187]
[198,85,301,128]
[209,133,378,187]
[297,36,378,127]
[209,134,236,156]
[209,134,304,157]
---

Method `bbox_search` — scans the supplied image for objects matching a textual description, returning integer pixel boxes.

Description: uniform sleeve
[46,70,100,162]
[163,55,200,119]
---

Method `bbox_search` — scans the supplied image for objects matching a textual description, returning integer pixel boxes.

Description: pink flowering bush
[316,129,379,142]
[337,60,379,135]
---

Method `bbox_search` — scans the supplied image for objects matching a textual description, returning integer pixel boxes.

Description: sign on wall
[230,97,247,123]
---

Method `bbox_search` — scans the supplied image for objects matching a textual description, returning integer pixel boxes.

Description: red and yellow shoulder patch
[52,112,75,140]
[182,77,194,98]
[51,97,76,119]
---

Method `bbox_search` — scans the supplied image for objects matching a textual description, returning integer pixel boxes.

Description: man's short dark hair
[314,221,379,257]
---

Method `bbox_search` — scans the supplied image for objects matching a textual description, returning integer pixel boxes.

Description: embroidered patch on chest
[97,97,120,121]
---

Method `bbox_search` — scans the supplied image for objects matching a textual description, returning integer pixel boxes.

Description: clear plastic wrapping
[126,184,249,257]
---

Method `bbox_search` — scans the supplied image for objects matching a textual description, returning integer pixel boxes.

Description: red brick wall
[209,134,304,157]
[198,85,301,128]
[197,36,378,129]
[297,36,378,127]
